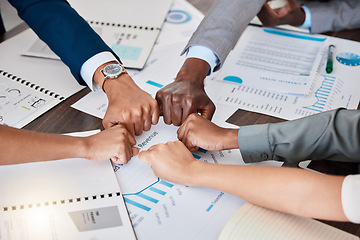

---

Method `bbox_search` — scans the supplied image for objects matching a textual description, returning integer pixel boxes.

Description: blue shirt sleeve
[185,45,220,75]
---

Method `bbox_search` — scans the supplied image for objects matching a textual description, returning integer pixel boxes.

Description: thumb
[138,151,150,165]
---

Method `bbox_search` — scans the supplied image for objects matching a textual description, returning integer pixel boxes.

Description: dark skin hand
[156,58,216,126]
[257,0,306,27]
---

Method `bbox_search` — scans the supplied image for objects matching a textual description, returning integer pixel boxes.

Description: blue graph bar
[146,80,163,88]
[206,204,214,212]
[123,178,174,211]
[149,187,166,195]
[303,75,335,112]
[124,198,151,211]
[137,193,159,203]
[160,180,174,188]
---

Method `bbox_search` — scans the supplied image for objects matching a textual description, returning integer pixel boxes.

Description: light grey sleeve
[238,108,360,164]
[181,0,266,71]
[306,0,360,33]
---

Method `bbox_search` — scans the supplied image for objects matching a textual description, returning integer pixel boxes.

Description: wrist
[223,129,240,149]
[102,73,135,96]
[176,58,210,86]
[185,160,208,187]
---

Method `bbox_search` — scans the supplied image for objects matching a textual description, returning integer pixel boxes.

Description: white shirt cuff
[341,174,360,224]
[80,51,119,91]
[186,45,219,75]
[300,5,312,29]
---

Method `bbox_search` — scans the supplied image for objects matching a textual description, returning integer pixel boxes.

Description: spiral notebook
[0,29,85,128]
[0,158,136,240]
[21,0,173,69]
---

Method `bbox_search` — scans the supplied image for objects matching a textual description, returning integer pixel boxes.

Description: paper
[217,26,326,95]
[156,0,204,47]
[0,72,59,128]
[0,159,135,240]
[219,203,358,240]
[0,29,85,128]
[211,27,360,120]
[113,121,281,239]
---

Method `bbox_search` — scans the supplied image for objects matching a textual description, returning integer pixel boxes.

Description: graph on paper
[213,73,359,120]
[112,122,253,239]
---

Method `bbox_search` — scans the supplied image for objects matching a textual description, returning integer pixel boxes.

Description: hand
[156,58,215,126]
[103,74,160,136]
[177,113,239,151]
[94,61,159,136]
[257,0,306,27]
[83,125,139,164]
[138,141,202,185]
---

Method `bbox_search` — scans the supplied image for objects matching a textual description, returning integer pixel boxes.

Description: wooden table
[1,0,360,237]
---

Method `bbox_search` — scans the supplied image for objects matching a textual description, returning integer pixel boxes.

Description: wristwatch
[100,63,127,91]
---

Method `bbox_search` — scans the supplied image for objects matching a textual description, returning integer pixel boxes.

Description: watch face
[103,64,123,77]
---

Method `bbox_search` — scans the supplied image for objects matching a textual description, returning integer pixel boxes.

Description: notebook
[0,158,136,240]
[21,0,174,69]
[0,29,85,128]
[219,203,359,240]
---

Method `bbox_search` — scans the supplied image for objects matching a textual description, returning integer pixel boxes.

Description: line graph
[303,75,335,112]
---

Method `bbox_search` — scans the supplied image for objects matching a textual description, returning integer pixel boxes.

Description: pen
[326,44,335,73]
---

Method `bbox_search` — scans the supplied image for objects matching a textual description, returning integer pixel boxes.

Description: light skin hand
[0,124,138,165]
[257,0,306,27]
[138,141,202,186]
[139,140,347,222]
[94,61,160,136]
[177,113,239,151]
[83,125,139,164]
[156,58,215,126]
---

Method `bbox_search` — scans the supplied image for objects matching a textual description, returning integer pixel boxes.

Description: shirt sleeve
[185,45,220,75]
[80,51,119,91]
[238,108,360,164]
[341,174,360,224]
[299,5,312,29]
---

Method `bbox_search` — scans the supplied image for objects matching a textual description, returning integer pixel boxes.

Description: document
[0,158,136,240]
[217,26,326,95]
[156,0,204,47]
[113,121,281,240]
[219,203,358,240]
[211,25,360,120]
[0,29,85,128]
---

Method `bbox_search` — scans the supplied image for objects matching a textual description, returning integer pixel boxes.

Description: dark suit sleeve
[9,0,119,85]
[238,108,360,164]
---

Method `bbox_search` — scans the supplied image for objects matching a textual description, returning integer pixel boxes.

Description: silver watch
[100,63,126,91]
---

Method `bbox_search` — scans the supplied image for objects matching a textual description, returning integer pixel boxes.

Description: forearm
[184,0,266,65]
[9,0,113,83]
[239,109,360,163]
[190,162,347,221]
[176,58,210,85]
[0,126,87,165]
[307,0,360,33]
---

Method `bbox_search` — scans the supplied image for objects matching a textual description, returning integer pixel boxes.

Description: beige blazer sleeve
[182,0,266,71]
